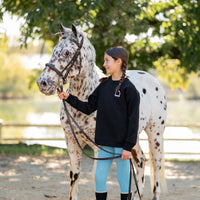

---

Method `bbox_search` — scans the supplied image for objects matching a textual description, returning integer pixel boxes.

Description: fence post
[0,119,3,144]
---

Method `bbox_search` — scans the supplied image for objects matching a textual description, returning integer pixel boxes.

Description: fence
[0,120,200,157]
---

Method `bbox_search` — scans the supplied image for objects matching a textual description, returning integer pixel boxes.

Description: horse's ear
[59,24,65,34]
[71,24,78,38]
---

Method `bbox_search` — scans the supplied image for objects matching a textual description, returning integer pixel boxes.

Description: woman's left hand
[121,149,131,160]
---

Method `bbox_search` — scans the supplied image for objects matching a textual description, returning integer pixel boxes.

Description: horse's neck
[68,64,103,100]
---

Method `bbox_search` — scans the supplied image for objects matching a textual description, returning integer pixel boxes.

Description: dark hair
[103,46,129,95]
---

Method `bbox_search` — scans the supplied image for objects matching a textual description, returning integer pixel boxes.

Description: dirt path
[0,155,200,200]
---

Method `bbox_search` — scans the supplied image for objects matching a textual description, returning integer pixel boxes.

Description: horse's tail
[149,138,167,194]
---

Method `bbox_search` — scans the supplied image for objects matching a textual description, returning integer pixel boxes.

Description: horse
[37,24,167,200]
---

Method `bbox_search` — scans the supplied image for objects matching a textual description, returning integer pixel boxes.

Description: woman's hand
[121,149,131,160]
[57,91,69,100]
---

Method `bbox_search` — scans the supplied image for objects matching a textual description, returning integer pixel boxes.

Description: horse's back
[127,70,167,130]
[127,70,165,96]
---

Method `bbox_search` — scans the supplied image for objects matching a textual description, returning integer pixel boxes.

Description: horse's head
[37,24,90,95]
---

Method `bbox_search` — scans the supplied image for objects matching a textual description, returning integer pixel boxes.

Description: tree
[1,0,200,89]
[139,0,200,73]
[0,52,31,98]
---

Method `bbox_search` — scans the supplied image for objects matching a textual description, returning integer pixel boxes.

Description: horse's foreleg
[67,138,83,200]
[131,141,146,200]
[91,146,98,182]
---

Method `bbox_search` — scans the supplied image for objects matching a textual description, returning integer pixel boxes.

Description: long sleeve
[65,87,98,115]
[123,85,140,151]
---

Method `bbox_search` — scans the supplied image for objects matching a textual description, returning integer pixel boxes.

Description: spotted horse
[37,24,167,200]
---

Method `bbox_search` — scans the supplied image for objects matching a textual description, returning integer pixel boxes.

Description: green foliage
[153,57,189,90]
[0,36,50,98]
[0,143,93,156]
[0,32,8,51]
[0,0,86,47]
[1,0,200,89]
[28,68,43,90]
[0,52,31,98]
[3,39,53,55]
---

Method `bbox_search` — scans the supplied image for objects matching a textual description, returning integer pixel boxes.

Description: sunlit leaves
[153,57,189,90]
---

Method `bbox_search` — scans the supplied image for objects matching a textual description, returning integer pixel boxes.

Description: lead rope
[58,86,141,200]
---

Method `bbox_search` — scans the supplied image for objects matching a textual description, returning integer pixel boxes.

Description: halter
[45,34,84,85]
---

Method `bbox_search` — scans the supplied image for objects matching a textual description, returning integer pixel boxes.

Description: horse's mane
[79,29,96,63]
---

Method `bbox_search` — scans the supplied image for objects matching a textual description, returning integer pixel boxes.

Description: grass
[0,143,68,156]
[0,143,199,162]
[0,143,94,156]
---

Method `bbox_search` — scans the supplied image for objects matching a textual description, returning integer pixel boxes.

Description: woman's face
[103,53,122,75]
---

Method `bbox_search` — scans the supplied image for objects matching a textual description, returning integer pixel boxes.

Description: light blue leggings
[95,146,130,193]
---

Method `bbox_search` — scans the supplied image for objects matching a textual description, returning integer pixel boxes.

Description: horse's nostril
[41,80,47,87]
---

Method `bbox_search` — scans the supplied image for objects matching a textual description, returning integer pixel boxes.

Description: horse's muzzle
[37,77,57,95]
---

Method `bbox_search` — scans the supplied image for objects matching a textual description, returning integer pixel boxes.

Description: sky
[0,13,50,69]
[0,13,22,39]
[0,13,40,46]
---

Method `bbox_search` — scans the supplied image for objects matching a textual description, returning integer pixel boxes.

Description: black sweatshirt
[66,77,140,151]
